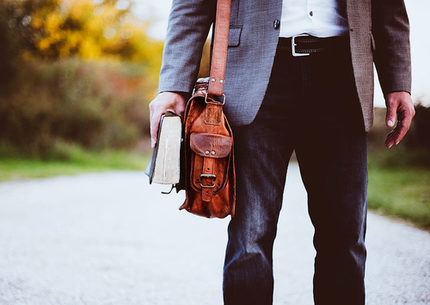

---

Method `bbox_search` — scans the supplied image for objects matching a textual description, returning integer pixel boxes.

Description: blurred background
[0,0,428,230]
[0,1,428,304]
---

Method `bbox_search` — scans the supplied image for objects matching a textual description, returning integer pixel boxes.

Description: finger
[385,114,411,148]
[150,110,161,148]
[392,112,413,145]
[385,120,404,148]
[385,131,397,149]
[385,119,404,148]
[150,120,159,148]
[385,100,398,128]
[172,95,186,116]
[175,105,185,117]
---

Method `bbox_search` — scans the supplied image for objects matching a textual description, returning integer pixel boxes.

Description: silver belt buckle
[291,34,311,57]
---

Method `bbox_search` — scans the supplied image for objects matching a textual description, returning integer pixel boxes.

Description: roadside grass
[368,151,430,230]
[1,141,429,231]
[0,143,149,181]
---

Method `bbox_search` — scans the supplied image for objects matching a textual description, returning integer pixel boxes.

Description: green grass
[368,153,430,230]
[0,143,149,181]
[1,141,429,231]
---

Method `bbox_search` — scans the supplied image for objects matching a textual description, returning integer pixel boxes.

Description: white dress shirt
[279,0,349,38]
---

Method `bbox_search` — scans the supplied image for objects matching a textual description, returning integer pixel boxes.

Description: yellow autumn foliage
[18,0,162,72]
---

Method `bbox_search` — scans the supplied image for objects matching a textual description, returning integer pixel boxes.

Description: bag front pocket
[189,132,233,194]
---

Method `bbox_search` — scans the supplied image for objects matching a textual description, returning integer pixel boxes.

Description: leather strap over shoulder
[207,0,231,97]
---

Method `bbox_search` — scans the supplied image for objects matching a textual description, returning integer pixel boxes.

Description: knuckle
[405,109,413,118]
[386,97,396,105]
[387,105,396,114]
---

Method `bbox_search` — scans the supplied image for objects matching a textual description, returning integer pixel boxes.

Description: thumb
[386,103,398,128]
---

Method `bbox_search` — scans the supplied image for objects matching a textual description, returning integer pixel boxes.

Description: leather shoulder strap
[207,0,231,96]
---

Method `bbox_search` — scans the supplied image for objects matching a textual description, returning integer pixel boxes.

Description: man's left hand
[384,91,415,149]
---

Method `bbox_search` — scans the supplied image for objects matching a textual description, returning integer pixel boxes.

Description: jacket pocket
[228,26,242,47]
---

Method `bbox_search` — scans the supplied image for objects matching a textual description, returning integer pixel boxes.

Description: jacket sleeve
[158,0,217,94]
[372,0,411,96]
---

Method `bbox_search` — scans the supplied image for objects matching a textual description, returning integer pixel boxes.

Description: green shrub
[404,103,430,153]
[0,57,152,157]
[369,103,430,168]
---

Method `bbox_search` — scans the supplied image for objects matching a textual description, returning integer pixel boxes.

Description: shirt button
[273,19,280,29]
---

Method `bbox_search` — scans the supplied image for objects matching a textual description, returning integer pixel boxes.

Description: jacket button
[273,19,280,29]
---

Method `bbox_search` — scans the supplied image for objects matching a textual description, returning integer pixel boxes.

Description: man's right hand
[149,92,186,148]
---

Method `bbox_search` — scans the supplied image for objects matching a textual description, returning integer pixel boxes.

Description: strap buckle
[291,34,311,57]
[200,173,216,188]
[205,92,226,105]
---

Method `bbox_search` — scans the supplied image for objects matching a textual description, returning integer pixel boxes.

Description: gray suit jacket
[158,0,411,132]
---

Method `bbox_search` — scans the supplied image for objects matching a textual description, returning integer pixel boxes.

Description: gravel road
[0,163,428,305]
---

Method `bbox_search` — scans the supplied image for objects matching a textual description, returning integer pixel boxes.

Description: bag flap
[190,133,232,158]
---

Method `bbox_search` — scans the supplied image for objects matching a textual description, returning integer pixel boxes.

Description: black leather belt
[278,34,349,57]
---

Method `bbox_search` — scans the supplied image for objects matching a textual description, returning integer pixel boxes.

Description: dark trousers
[223,37,368,305]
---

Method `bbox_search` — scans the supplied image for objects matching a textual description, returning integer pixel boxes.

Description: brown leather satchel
[178,0,235,218]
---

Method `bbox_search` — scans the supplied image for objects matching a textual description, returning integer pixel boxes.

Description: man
[149,0,415,304]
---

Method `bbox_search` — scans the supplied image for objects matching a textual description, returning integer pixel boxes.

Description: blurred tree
[0,0,163,155]
[0,0,162,69]
[0,58,153,155]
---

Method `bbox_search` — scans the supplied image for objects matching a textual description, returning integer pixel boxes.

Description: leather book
[145,111,182,185]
